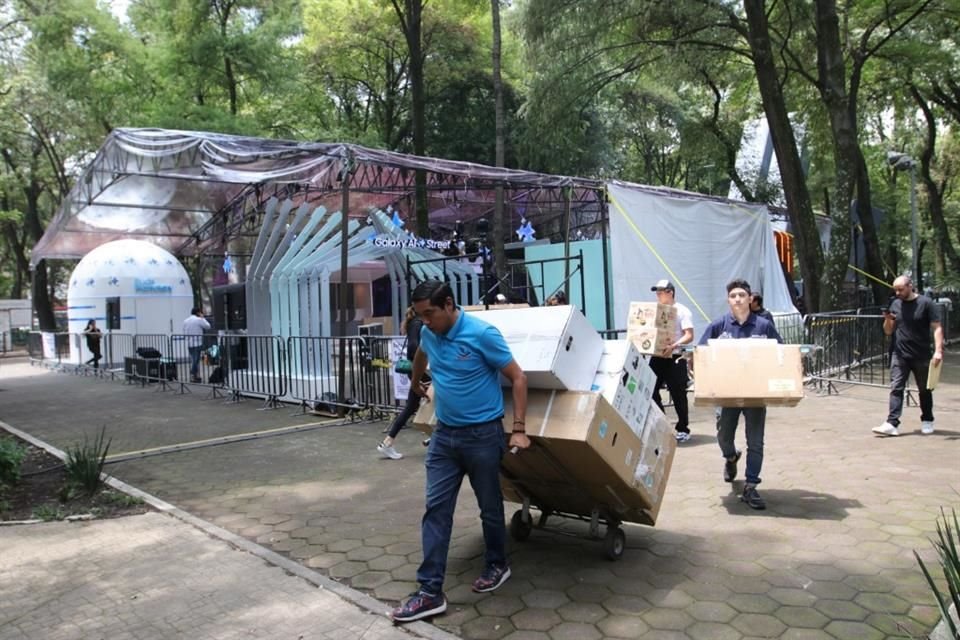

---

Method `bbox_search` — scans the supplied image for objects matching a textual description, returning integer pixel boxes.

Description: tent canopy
[33,128,604,267]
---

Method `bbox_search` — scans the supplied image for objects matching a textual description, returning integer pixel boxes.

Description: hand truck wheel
[510,510,533,542]
[603,526,625,560]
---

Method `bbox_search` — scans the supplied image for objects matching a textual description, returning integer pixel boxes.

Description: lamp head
[886,151,916,170]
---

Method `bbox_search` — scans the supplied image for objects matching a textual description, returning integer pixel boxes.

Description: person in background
[648,280,695,442]
[183,307,211,383]
[83,319,102,369]
[873,275,943,437]
[546,290,567,306]
[699,279,783,510]
[377,306,427,460]
[750,293,775,323]
[390,280,529,623]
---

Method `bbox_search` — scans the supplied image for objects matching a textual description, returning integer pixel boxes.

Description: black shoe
[741,484,766,510]
[472,564,512,593]
[390,590,447,622]
[723,450,742,483]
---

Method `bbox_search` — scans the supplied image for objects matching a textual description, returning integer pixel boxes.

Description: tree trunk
[742,0,823,312]
[32,261,56,331]
[405,0,429,236]
[814,0,887,307]
[912,85,960,281]
[490,0,507,293]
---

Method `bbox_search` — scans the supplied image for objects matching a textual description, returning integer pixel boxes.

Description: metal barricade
[772,312,805,345]
[287,336,366,415]
[361,335,409,417]
[803,312,894,389]
[102,333,136,375]
[27,331,43,362]
[133,334,174,359]
[169,332,217,391]
[215,334,287,409]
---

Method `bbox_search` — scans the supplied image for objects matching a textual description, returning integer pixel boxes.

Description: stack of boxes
[413,304,677,526]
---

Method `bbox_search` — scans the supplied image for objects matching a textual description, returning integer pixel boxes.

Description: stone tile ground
[1,354,958,639]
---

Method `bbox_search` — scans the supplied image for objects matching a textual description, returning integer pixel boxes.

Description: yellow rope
[848,264,892,289]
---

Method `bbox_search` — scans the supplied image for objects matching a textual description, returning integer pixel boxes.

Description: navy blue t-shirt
[699,312,784,345]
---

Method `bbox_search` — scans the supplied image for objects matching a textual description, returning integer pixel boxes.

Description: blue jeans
[189,346,202,377]
[417,419,507,596]
[717,407,766,486]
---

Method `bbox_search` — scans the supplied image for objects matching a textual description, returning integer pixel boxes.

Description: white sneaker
[674,431,691,443]
[921,421,935,435]
[872,422,900,437]
[377,442,403,460]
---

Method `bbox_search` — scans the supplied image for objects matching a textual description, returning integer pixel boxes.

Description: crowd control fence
[26,309,956,415]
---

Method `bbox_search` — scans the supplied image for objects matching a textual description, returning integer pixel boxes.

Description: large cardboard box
[413,387,675,525]
[468,305,604,391]
[501,389,675,525]
[693,340,804,407]
[627,302,677,355]
[591,340,657,439]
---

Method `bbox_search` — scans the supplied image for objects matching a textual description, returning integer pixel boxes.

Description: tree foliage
[0,0,958,315]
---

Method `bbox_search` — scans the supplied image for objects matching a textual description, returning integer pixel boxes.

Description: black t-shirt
[890,295,939,360]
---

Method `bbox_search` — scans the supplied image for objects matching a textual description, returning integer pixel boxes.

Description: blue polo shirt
[699,312,784,344]
[419,308,515,426]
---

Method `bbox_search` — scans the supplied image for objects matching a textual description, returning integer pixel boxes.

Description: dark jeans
[887,353,934,426]
[387,386,423,439]
[717,407,766,486]
[189,346,202,378]
[649,355,690,432]
[417,419,507,596]
[86,347,101,368]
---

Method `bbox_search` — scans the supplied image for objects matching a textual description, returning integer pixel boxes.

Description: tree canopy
[1,0,958,323]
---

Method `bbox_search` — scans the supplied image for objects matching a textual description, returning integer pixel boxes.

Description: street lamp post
[887,151,919,279]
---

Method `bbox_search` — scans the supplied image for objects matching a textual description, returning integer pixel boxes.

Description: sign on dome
[134,278,173,294]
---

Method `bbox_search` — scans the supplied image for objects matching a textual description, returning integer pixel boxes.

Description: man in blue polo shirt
[390,280,529,623]
[699,279,783,510]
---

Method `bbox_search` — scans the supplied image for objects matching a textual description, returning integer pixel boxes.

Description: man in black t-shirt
[873,275,944,437]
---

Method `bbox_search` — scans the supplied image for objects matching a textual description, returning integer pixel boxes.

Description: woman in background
[83,319,103,369]
[378,306,429,459]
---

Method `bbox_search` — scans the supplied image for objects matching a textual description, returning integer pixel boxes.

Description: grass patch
[0,436,27,487]
[100,490,144,507]
[32,504,65,521]
[64,427,111,498]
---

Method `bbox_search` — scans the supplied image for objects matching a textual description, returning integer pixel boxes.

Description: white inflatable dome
[67,240,195,364]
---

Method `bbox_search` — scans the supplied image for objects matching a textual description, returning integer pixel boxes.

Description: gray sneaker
[377,442,403,460]
[741,484,766,510]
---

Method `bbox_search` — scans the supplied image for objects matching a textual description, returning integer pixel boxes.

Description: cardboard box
[501,389,673,524]
[591,340,657,439]
[631,404,677,522]
[468,305,604,391]
[463,303,531,311]
[415,387,675,525]
[693,340,804,407]
[627,302,677,355]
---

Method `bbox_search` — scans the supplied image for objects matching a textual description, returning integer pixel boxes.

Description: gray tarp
[608,182,798,338]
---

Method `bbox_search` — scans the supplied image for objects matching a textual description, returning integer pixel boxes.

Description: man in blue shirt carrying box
[391,280,530,623]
